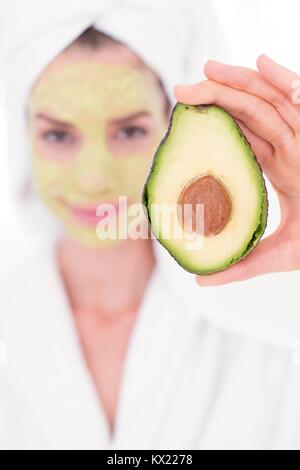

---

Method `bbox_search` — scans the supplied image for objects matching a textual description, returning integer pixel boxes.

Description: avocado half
[143,103,268,275]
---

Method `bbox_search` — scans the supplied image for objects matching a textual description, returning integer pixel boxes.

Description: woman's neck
[56,235,156,317]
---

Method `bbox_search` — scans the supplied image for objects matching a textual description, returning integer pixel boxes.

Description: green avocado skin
[142,103,269,275]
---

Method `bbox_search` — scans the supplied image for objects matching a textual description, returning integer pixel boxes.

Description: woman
[1,0,300,451]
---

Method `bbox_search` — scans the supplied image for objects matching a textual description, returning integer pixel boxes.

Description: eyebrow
[35,113,74,129]
[110,111,151,125]
[35,111,151,127]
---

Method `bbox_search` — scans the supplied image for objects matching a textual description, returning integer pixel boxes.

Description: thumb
[196,232,287,286]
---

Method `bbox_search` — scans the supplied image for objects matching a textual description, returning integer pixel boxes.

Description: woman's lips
[64,201,121,227]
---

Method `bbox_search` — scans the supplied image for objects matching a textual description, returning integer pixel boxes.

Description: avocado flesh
[143,103,268,275]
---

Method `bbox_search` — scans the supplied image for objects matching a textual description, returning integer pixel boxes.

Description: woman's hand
[174,55,300,286]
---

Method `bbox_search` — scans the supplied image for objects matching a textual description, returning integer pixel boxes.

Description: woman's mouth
[63,200,122,227]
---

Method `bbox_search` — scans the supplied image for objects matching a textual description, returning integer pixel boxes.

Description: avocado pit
[178,174,232,236]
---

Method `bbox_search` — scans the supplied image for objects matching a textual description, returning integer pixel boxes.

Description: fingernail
[206,59,226,66]
[206,59,219,66]
[259,53,271,61]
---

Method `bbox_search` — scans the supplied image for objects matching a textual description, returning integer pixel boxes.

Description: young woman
[1,0,300,451]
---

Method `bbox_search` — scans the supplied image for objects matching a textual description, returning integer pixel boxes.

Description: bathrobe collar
[1,241,199,450]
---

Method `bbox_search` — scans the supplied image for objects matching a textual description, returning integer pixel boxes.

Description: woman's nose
[75,171,111,195]
[74,143,114,195]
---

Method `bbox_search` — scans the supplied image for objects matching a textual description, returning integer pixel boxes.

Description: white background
[0,0,299,275]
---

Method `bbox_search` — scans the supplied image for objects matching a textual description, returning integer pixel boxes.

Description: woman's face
[28,43,169,247]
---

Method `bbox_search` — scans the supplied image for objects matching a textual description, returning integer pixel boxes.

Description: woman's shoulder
[0,241,59,312]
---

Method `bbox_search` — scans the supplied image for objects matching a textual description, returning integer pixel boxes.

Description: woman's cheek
[117,152,153,198]
[118,130,167,197]
[31,152,72,202]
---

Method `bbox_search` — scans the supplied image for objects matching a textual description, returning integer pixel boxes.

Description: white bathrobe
[1,0,300,450]
[1,240,300,450]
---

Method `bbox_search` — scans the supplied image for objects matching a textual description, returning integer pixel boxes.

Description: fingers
[174,80,294,149]
[204,60,300,132]
[257,54,300,99]
[197,236,281,285]
[235,119,274,177]
[196,231,298,286]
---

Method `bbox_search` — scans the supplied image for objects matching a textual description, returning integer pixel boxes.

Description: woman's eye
[115,127,148,141]
[41,130,74,144]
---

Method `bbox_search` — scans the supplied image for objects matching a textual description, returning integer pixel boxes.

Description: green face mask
[28,50,168,248]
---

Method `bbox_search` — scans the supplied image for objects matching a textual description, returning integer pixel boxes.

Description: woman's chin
[64,221,125,249]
